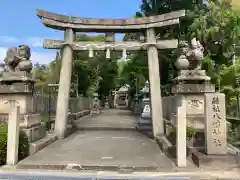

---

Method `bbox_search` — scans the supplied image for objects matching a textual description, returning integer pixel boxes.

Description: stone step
[29,133,57,155]
[77,126,136,131]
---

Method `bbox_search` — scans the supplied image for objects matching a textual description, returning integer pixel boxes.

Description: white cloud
[0,46,56,65]
[27,37,44,48]
[0,36,19,43]
[0,35,58,48]
[31,51,56,64]
[0,47,7,63]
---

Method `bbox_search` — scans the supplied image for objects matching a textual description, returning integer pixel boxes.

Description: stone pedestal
[0,71,46,143]
[0,72,35,114]
[172,83,215,129]
[132,100,142,115]
[171,70,215,148]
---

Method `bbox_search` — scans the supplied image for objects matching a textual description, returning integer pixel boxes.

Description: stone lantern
[142,80,150,98]
[91,92,100,115]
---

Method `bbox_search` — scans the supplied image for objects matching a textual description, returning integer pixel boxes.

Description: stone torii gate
[36,9,185,139]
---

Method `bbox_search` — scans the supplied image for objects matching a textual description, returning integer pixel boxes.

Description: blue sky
[0,0,141,64]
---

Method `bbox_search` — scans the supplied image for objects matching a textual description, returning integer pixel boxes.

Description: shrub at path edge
[0,124,29,165]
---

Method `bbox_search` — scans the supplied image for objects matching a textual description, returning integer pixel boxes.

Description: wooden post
[7,101,20,165]
[146,28,164,137]
[55,29,74,139]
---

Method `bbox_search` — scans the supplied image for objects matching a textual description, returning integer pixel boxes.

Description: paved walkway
[76,109,136,130]
[18,109,175,171]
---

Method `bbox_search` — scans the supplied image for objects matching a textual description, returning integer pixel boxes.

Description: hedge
[0,124,29,165]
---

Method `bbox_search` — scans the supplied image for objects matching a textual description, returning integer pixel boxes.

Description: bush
[167,124,196,145]
[0,124,29,165]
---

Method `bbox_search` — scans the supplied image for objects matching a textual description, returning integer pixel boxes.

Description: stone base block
[132,104,141,115]
[21,123,46,143]
[90,109,100,115]
[172,83,215,94]
[192,150,240,168]
[0,93,34,114]
[0,71,33,82]
[137,122,152,130]
[171,114,205,130]
[137,123,153,139]
[174,70,211,81]
[186,115,204,130]
[168,118,205,148]
[139,118,152,124]
[64,125,77,138]
[0,113,41,127]
[29,133,57,155]
[50,110,91,132]
[19,114,41,128]
[157,136,192,158]
[75,110,90,117]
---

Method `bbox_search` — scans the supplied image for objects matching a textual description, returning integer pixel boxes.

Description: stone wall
[0,94,91,124]
[162,96,177,120]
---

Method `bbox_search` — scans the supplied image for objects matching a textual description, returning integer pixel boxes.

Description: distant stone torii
[36,8,186,139]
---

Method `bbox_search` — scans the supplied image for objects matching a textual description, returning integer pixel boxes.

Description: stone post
[6,101,20,165]
[55,29,74,139]
[146,28,164,137]
[176,96,187,167]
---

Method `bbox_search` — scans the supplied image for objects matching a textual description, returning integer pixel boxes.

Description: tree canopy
[120,0,240,96]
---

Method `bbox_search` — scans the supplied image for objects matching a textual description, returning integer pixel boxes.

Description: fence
[33,93,91,116]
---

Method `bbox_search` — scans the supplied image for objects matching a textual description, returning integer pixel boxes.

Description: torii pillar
[146,28,164,137]
[54,29,74,139]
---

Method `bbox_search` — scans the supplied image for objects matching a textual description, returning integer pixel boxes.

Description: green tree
[189,1,240,65]
[73,34,119,98]
[120,0,240,98]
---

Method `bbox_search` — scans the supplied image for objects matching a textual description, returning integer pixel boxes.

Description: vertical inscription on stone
[204,93,227,155]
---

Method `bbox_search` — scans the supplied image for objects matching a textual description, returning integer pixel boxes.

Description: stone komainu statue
[4,45,33,73]
[186,38,204,70]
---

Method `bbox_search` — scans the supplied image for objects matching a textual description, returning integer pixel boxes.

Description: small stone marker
[6,101,20,165]
[143,104,151,113]
[140,103,152,124]
[204,93,227,155]
[176,95,187,167]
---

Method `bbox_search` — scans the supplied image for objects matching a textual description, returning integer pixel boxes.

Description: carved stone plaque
[186,95,204,115]
[204,93,227,155]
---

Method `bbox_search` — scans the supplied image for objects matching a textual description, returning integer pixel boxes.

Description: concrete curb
[0,169,239,180]
[15,164,172,172]
[29,133,58,155]
[12,164,240,179]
